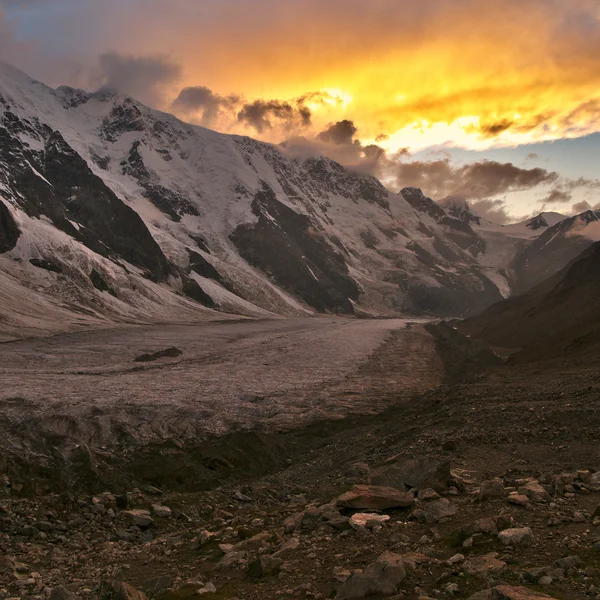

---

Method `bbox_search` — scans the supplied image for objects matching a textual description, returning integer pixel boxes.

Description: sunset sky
[1,0,600,221]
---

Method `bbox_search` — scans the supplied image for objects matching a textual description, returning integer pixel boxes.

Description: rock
[490,585,557,599]
[284,511,304,533]
[461,517,499,537]
[248,555,282,578]
[417,488,440,502]
[274,537,300,557]
[463,553,507,577]
[50,586,80,600]
[301,506,321,530]
[141,575,174,596]
[349,513,390,529]
[498,527,534,546]
[157,581,215,600]
[370,456,452,493]
[538,576,552,585]
[151,504,172,518]
[345,463,370,480]
[99,581,148,600]
[553,555,582,570]
[508,493,529,507]
[0,555,16,578]
[233,491,251,502]
[518,481,550,502]
[422,499,457,523]
[479,478,506,501]
[335,551,406,599]
[123,510,154,529]
[337,485,414,510]
[217,550,247,570]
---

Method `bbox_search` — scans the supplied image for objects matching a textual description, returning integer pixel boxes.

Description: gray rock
[370,456,452,493]
[335,551,406,599]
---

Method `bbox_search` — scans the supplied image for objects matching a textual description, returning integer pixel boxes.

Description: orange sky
[3,0,600,217]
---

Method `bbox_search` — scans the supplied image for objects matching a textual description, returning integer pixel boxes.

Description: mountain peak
[525,211,565,231]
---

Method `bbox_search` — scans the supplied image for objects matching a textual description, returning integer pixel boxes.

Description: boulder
[123,510,154,530]
[335,551,406,599]
[337,485,414,510]
[151,504,172,518]
[498,527,533,546]
[422,498,457,523]
[479,478,506,501]
[518,481,550,502]
[99,581,148,600]
[463,553,507,577]
[50,587,80,600]
[349,513,390,529]
[370,457,452,492]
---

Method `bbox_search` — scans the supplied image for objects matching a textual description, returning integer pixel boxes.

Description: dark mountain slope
[460,241,600,361]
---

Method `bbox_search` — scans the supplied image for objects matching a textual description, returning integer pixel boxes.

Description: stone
[335,551,406,599]
[49,586,80,600]
[498,527,533,546]
[151,504,172,518]
[508,493,529,507]
[553,555,582,570]
[284,511,304,533]
[463,553,507,577]
[157,581,213,600]
[141,575,174,596]
[518,481,550,502]
[491,586,557,599]
[123,510,154,529]
[479,478,506,501]
[417,488,440,502]
[337,485,414,510]
[370,456,452,492]
[422,499,457,523]
[349,513,390,529]
[99,581,148,600]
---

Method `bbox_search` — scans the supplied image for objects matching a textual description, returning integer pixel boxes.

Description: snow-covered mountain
[0,62,594,336]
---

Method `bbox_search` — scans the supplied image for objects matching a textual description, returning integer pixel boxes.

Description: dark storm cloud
[541,188,572,204]
[387,159,560,200]
[97,53,182,106]
[317,120,358,145]
[172,85,241,124]
[237,99,312,133]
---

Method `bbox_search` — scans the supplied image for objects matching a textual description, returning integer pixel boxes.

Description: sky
[1,0,600,222]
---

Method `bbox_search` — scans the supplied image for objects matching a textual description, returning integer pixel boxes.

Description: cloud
[318,120,357,145]
[385,159,559,200]
[95,52,182,107]
[237,99,311,134]
[172,85,241,125]
[542,189,572,204]
[567,220,600,241]
[571,200,600,214]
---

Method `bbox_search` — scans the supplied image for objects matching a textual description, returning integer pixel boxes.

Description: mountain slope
[0,61,596,334]
[459,241,600,361]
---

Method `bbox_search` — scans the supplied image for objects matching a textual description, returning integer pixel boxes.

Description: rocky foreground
[2,318,600,600]
[3,455,600,600]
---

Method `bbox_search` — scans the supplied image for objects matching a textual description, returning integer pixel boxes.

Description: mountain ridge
[0,61,596,336]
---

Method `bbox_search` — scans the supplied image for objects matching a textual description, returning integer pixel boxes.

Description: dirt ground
[2,317,600,599]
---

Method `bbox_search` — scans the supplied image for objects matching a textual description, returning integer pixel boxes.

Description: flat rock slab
[337,485,414,510]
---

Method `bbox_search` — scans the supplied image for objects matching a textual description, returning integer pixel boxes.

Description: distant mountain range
[0,60,598,337]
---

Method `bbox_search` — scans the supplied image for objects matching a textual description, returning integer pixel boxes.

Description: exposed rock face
[0,199,19,252]
[230,183,359,313]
